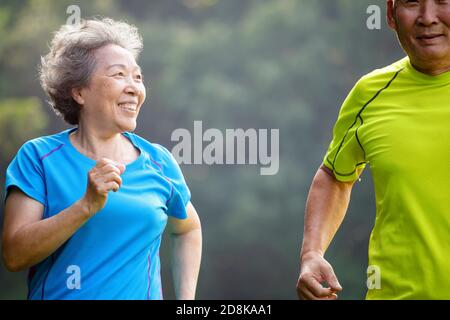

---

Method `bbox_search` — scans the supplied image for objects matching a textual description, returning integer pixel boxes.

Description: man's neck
[410,60,450,76]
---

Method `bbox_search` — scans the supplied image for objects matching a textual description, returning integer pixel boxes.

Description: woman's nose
[124,78,139,95]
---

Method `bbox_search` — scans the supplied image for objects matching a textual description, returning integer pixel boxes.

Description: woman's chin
[116,119,137,133]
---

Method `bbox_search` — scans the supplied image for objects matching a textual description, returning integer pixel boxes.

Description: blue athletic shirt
[4,127,191,300]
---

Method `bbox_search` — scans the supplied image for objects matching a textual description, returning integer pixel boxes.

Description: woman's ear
[386,0,397,31]
[71,87,85,105]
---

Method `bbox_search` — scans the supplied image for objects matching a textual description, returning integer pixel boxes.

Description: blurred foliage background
[0,0,404,299]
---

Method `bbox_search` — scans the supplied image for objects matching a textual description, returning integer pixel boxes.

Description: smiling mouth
[118,102,138,112]
[416,34,444,40]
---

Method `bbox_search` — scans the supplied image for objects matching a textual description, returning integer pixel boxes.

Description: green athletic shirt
[323,57,450,300]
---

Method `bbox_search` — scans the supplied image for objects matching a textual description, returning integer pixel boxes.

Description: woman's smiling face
[74,44,146,133]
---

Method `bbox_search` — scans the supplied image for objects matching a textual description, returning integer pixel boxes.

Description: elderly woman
[2,18,202,300]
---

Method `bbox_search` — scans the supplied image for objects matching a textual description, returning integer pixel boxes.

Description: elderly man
[297,0,450,300]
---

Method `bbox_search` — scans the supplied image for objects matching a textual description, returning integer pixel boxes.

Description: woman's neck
[70,124,131,163]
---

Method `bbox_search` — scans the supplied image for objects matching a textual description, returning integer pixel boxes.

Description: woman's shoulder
[125,131,175,167]
[125,132,188,190]
[16,129,71,159]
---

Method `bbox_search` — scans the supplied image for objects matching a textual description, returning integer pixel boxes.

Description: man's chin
[411,44,450,60]
[419,52,450,63]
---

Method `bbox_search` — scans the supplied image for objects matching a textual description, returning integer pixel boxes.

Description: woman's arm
[167,201,202,300]
[2,158,125,272]
[2,188,91,271]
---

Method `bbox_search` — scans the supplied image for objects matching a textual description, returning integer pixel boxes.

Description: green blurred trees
[0,98,47,159]
[0,97,48,300]
[150,0,401,299]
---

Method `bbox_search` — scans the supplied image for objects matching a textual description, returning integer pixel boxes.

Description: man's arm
[296,165,354,300]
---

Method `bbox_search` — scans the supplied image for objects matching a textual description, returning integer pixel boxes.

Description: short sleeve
[156,145,191,219]
[4,141,46,205]
[323,79,368,182]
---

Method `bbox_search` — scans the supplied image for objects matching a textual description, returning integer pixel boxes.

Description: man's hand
[297,251,342,300]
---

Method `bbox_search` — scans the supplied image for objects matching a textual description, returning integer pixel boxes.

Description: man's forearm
[301,166,353,259]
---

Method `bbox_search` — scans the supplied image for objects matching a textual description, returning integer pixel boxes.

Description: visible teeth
[118,103,137,111]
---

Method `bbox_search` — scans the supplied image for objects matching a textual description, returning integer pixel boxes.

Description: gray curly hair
[39,18,143,125]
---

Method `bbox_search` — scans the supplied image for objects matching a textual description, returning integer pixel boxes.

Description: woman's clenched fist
[81,158,126,217]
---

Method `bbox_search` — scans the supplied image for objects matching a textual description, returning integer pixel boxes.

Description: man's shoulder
[357,57,408,88]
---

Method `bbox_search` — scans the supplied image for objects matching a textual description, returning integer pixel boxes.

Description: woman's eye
[114,72,125,77]
[135,74,143,80]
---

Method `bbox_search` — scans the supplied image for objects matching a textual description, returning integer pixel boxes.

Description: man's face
[387,0,450,73]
